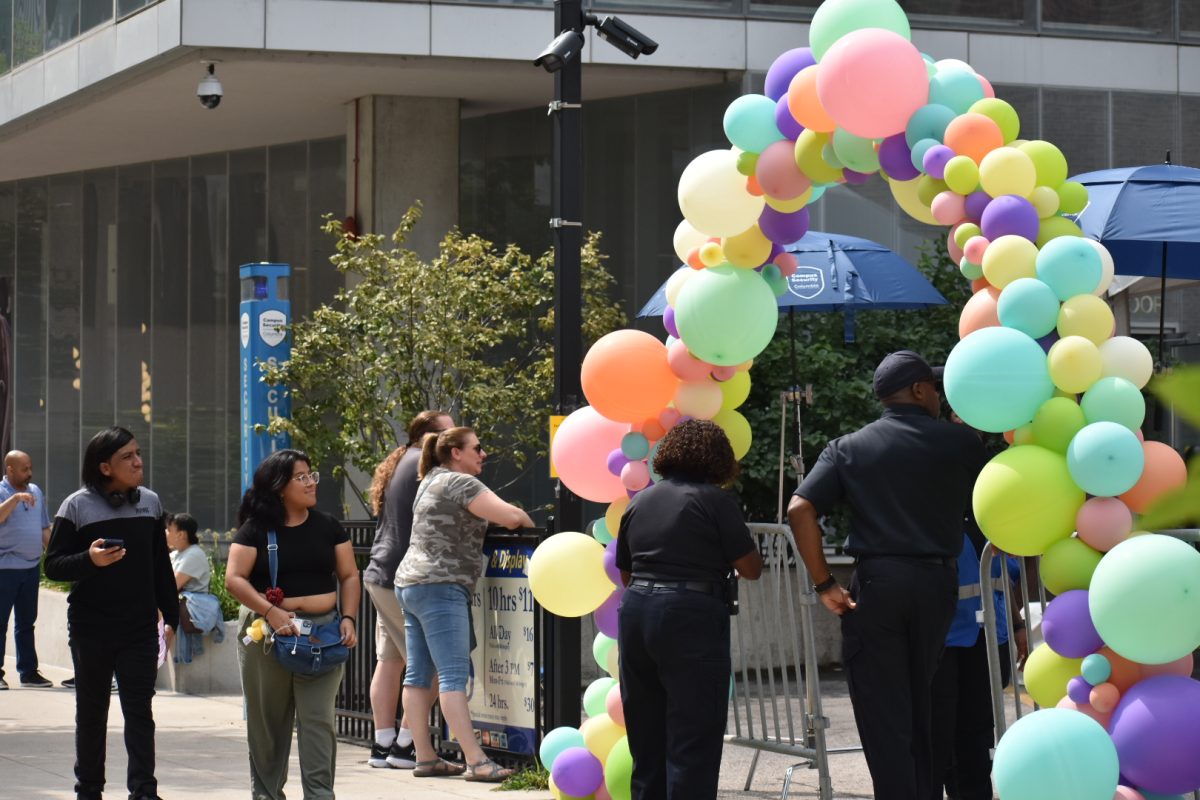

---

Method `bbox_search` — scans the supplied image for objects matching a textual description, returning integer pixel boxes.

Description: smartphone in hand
[100,538,125,550]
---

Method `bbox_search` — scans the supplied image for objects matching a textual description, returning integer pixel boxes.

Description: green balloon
[1018,140,1069,188]
[969,97,1021,143]
[1057,181,1089,214]
[810,0,911,61]
[1022,644,1084,708]
[592,632,616,672]
[832,128,880,173]
[1080,376,1146,432]
[1041,536,1103,594]
[583,676,617,718]
[605,735,633,800]
[591,517,614,545]
[959,257,983,281]
[1089,534,1200,664]
[675,265,779,366]
[973,445,1084,556]
[1031,396,1086,455]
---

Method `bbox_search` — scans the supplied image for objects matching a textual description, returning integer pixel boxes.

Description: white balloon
[672,219,708,264]
[1099,336,1154,389]
[934,58,977,75]
[1085,239,1116,297]
[677,149,765,238]
[664,267,693,308]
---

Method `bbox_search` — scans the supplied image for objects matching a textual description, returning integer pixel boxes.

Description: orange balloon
[746,174,763,196]
[1120,440,1188,512]
[787,65,836,133]
[640,419,667,441]
[1004,429,1016,445]
[944,112,1005,165]
[958,286,1000,338]
[581,330,679,424]
[971,277,992,294]
[1098,646,1142,692]
[1088,682,1120,713]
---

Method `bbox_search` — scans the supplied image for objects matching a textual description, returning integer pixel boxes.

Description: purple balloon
[606,448,629,477]
[593,588,622,637]
[774,95,805,140]
[1036,331,1060,354]
[1109,676,1200,794]
[1042,590,1103,658]
[964,190,991,224]
[603,537,622,586]
[878,134,920,181]
[922,144,955,180]
[767,242,784,262]
[1067,675,1093,704]
[980,195,1040,242]
[551,746,604,797]
[764,47,816,101]
[842,169,872,185]
[663,306,679,339]
[758,206,811,244]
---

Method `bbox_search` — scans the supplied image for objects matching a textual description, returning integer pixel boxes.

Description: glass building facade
[0,137,345,529]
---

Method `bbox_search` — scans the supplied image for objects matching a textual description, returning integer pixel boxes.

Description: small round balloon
[528,533,616,617]
[678,149,766,237]
[1041,590,1103,658]
[1066,421,1145,498]
[1080,377,1145,432]
[1040,536,1103,594]
[1030,396,1086,455]
[973,446,1083,556]
[675,265,779,366]
[541,726,585,772]
[552,747,604,798]
[944,326,1054,433]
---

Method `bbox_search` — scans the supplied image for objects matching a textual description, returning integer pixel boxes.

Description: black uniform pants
[842,557,957,800]
[618,584,731,800]
[930,631,1012,800]
[70,629,160,800]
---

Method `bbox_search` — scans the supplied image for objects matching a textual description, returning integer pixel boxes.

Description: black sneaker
[20,672,53,688]
[367,741,392,768]
[386,740,417,769]
[0,677,7,690]
[61,676,75,689]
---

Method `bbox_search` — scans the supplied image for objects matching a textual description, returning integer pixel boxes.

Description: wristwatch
[813,574,838,594]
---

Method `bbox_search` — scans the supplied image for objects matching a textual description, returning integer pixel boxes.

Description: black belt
[630,578,723,595]
[855,554,956,567]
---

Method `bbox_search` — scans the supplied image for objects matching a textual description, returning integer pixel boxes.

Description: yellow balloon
[981,235,1038,289]
[1024,643,1084,707]
[1029,185,1061,218]
[888,176,939,225]
[943,155,980,195]
[582,713,626,764]
[1012,424,1036,446]
[675,380,723,420]
[528,532,616,617]
[677,149,766,237]
[718,370,751,410]
[665,268,693,307]
[794,130,844,185]
[1057,294,1114,345]
[605,497,629,539]
[605,642,620,679]
[978,147,1037,198]
[723,225,772,269]
[698,242,724,267]
[712,408,752,460]
[672,220,707,264]
[1048,335,1103,394]
[765,186,812,213]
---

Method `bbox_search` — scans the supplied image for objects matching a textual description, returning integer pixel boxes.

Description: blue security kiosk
[239,263,292,494]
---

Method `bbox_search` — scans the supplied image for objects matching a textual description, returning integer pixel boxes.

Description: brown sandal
[413,758,466,777]
[464,758,514,783]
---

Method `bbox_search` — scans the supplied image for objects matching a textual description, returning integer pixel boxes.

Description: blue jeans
[0,565,41,678]
[397,583,471,693]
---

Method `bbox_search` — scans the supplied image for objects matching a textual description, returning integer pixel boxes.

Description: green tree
[736,241,974,523]
[261,205,625,492]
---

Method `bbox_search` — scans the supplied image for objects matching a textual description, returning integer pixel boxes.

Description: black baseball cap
[873,350,943,399]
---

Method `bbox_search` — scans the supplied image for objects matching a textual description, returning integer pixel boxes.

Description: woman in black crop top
[225,449,361,800]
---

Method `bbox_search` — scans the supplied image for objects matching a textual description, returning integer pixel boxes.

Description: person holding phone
[45,427,178,800]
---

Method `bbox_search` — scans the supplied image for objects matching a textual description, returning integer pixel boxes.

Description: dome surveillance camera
[197,63,223,109]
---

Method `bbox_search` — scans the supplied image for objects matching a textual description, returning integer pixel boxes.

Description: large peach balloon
[551,407,629,502]
[816,28,929,139]
[944,112,1004,165]
[786,65,835,133]
[581,330,678,424]
[958,286,1000,338]
[1119,441,1188,513]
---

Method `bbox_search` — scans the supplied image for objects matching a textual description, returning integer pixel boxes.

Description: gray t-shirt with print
[170,544,211,593]
[394,467,489,589]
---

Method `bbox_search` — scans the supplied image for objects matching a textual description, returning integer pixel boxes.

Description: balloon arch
[526,1,1195,798]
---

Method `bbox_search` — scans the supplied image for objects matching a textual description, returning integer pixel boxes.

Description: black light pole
[547,0,584,732]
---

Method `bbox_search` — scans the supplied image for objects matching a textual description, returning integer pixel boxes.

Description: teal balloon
[1080,653,1111,685]
[592,517,613,545]
[675,265,779,366]
[1089,534,1200,665]
[1035,237,1103,301]
[1080,376,1145,432]
[997,277,1060,339]
[944,326,1055,433]
[910,137,940,173]
[928,68,986,114]
[993,708,1118,800]
[808,184,829,203]
[1066,421,1144,497]
[959,257,983,281]
[723,94,785,154]
[620,432,650,460]
[583,676,617,718]
[647,441,663,483]
[832,128,880,173]
[905,103,957,148]
[821,142,845,170]
[809,0,911,61]
[539,725,584,771]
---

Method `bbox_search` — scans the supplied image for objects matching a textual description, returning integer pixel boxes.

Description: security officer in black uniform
[786,351,986,800]
[616,419,764,800]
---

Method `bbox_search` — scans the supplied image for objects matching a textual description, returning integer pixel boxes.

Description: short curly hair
[652,419,739,485]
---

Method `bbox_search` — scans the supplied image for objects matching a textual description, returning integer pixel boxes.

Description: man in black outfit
[787,351,986,800]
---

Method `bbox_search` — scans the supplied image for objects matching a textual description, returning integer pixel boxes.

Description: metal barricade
[728,523,840,800]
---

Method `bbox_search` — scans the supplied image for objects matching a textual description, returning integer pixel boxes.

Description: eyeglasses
[472,444,484,453]
[293,471,320,486]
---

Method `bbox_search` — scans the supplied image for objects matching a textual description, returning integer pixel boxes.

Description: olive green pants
[237,608,344,800]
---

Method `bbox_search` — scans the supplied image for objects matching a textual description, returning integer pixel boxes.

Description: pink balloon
[978,74,996,99]
[1056,694,1113,729]
[931,191,967,225]
[1076,497,1133,552]
[816,29,930,139]
[755,139,812,200]
[963,235,990,265]
[620,460,650,491]
[595,783,613,800]
[605,682,625,727]
[667,339,712,381]
[658,407,681,430]
[947,227,965,262]
[1089,682,1121,713]
[1140,652,1194,679]
[775,252,798,277]
[711,365,737,382]
[551,407,630,502]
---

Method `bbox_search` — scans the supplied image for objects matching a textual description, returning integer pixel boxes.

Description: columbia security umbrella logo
[787,265,826,300]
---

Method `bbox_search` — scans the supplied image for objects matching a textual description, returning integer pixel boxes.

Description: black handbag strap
[267,529,279,589]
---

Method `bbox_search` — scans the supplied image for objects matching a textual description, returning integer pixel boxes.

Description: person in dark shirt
[787,351,986,800]
[44,426,178,800]
[224,449,361,800]
[616,419,764,800]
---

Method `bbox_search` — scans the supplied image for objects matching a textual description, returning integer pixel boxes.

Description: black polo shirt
[616,478,757,582]
[794,404,986,558]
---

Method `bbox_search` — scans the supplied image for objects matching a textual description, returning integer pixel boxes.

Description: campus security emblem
[240,313,250,349]
[787,266,825,300]
[259,310,286,347]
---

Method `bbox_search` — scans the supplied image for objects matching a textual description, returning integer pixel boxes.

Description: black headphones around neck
[106,487,142,508]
